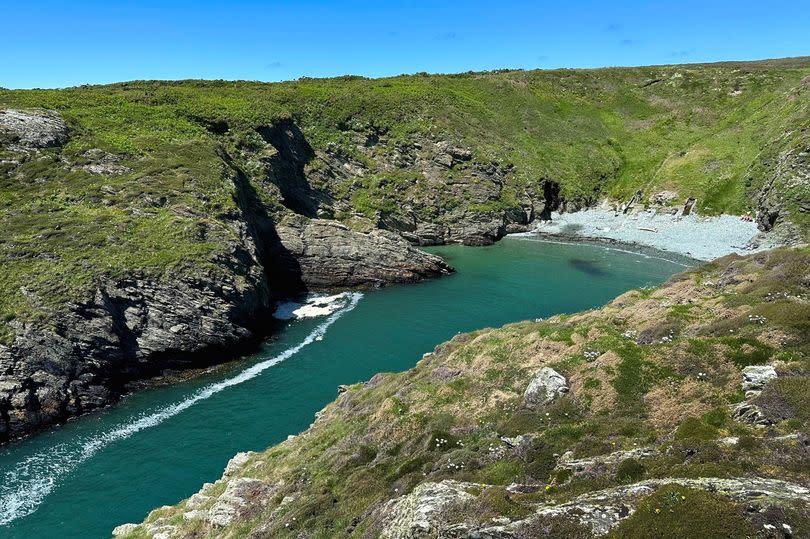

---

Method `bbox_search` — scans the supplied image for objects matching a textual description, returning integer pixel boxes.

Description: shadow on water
[569,258,610,277]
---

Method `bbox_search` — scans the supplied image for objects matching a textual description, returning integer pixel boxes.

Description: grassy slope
[126,247,810,538]
[4,60,809,205]
[1,59,809,343]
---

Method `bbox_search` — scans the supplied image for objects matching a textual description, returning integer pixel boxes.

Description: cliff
[2,57,810,440]
[119,247,810,538]
[0,110,451,442]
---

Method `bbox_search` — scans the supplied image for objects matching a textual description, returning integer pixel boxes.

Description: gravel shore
[512,207,776,261]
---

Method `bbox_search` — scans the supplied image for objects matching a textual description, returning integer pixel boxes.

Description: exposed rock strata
[241,120,540,246]
[0,236,270,442]
[754,136,810,244]
[731,364,779,426]
[379,477,810,538]
[0,210,451,442]
[0,110,454,442]
[274,215,453,290]
[555,446,659,478]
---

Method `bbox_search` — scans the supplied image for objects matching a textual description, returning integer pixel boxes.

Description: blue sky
[2,0,809,89]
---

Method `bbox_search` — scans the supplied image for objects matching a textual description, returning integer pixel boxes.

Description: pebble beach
[515,207,771,261]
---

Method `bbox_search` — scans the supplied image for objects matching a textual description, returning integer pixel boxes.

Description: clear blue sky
[3,0,809,89]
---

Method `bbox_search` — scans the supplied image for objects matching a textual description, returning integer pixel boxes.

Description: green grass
[120,247,810,537]
[2,60,810,342]
[616,458,647,483]
[674,417,720,441]
[608,485,756,539]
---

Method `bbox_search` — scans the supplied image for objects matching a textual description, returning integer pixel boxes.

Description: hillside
[1,58,809,441]
[118,247,810,538]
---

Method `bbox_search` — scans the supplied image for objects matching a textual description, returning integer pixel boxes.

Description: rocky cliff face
[274,215,452,290]
[0,260,268,441]
[0,110,453,443]
[118,247,810,538]
[755,137,810,244]
[234,119,541,246]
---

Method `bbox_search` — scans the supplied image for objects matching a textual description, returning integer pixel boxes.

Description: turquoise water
[0,238,689,538]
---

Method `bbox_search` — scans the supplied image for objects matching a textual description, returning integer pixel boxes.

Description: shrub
[477,460,524,485]
[616,458,646,483]
[753,376,810,425]
[674,417,719,441]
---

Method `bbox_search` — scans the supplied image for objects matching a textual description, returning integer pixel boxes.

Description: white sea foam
[273,292,352,320]
[0,292,362,527]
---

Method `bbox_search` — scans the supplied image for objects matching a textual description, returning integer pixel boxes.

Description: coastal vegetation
[0,59,810,342]
[1,58,809,536]
[120,247,810,537]
[2,57,809,345]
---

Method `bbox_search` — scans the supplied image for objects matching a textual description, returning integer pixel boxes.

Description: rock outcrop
[240,120,538,246]
[274,215,453,290]
[377,477,810,538]
[0,207,453,442]
[731,364,779,426]
[555,447,658,478]
[523,367,569,407]
[741,364,777,395]
[380,480,476,539]
[0,109,69,148]
[0,239,271,441]
[754,135,810,244]
[526,477,810,537]
[0,112,455,442]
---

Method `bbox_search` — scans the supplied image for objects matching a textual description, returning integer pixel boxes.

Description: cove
[0,238,689,539]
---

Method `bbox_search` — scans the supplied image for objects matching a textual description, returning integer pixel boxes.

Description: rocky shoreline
[0,108,465,444]
[115,247,810,538]
[1,98,805,444]
[0,222,452,444]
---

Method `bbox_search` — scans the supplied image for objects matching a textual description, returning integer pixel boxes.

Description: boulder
[741,365,777,394]
[730,401,770,426]
[0,109,69,148]
[523,367,569,407]
[649,191,679,206]
[381,480,476,538]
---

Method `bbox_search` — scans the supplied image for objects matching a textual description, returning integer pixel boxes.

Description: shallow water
[0,238,689,538]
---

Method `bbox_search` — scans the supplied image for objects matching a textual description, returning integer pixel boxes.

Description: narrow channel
[0,238,689,539]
